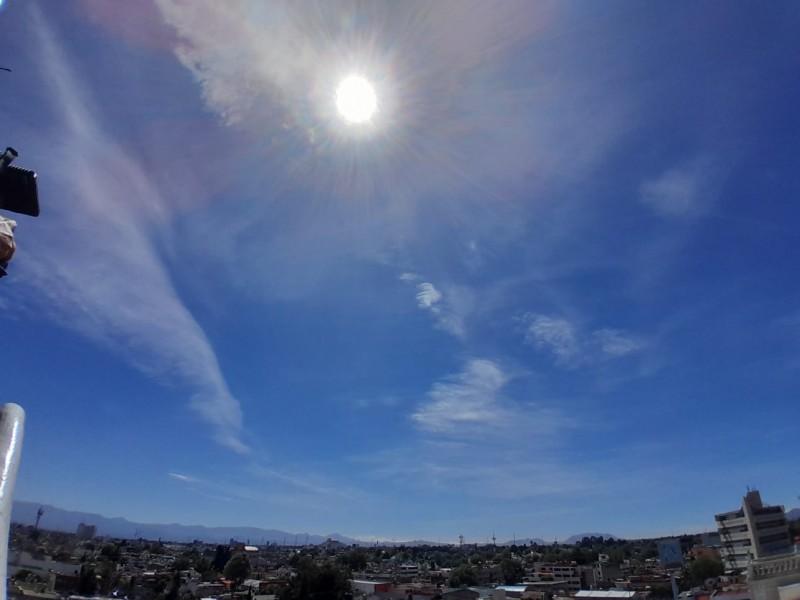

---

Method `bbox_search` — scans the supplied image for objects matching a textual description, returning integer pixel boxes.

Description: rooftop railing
[748,552,800,580]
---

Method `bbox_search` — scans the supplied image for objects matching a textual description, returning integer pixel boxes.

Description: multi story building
[75,522,96,539]
[530,562,583,593]
[715,490,792,571]
[594,555,625,589]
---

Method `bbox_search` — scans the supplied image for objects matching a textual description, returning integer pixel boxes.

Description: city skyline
[1,1,799,542]
[12,495,800,547]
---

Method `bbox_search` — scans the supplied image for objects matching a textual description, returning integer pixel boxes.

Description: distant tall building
[76,522,96,540]
[715,490,792,570]
[656,539,684,568]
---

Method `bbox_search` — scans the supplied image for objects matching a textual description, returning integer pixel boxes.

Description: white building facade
[715,491,792,571]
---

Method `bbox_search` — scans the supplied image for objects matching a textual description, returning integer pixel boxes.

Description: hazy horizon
[14,499,710,545]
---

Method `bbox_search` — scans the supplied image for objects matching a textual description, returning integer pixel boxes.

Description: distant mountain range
[12,501,623,546]
[787,508,800,521]
[11,501,361,546]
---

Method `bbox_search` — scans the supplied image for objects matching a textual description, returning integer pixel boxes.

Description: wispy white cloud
[247,464,363,501]
[411,358,569,441]
[436,285,474,339]
[412,359,510,435]
[524,313,645,368]
[593,328,645,357]
[405,278,473,339]
[525,315,581,364]
[17,8,248,453]
[168,462,369,513]
[168,472,202,484]
[168,473,237,503]
[416,282,442,309]
[363,357,583,498]
[639,156,717,218]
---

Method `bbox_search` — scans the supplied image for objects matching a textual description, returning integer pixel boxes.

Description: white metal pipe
[0,403,25,600]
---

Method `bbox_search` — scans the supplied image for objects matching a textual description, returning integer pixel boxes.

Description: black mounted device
[0,147,39,217]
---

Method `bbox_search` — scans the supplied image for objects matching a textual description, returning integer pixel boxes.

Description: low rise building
[351,579,391,595]
[529,563,582,593]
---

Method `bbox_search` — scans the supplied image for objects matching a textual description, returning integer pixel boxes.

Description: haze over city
[1,1,799,543]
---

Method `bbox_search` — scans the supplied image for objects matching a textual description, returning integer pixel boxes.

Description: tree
[314,563,352,600]
[337,548,367,571]
[279,557,351,600]
[13,569,41,583]
[223,554,252,591]
[97,559,116,595]
[641,543,659,560]
[101,543,121,562]
[172,557,192,572]
[165,571,182,600]
[687,557,724,586]
[448,564,478,588]
[648,583,675,598]
[213,545,233,573]
[501,558,525,585]
[602,547,625,565]
[148,542,165,555]
[194,556,213,578]
[78,565,97,596]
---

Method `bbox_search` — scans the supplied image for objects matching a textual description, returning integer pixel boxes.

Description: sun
[335,75,377,123]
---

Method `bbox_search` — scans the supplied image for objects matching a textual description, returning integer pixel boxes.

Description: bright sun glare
[335,75,377,123]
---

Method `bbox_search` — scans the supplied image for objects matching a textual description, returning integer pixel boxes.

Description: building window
[755,520,786,531]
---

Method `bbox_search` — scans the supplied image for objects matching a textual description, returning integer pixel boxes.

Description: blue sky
[1,0,799,543]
